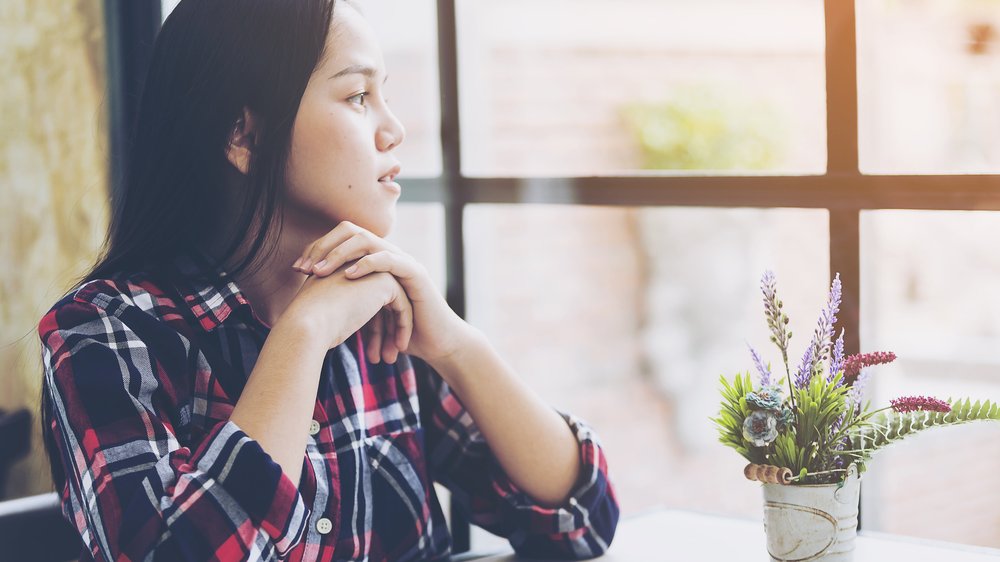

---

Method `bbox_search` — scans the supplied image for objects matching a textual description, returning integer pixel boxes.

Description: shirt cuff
[191,420,310,556]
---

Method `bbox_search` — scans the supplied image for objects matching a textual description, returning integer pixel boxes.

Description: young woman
[37,1,619,560]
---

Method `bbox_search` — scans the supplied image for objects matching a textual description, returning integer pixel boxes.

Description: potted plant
[713,271,1000,562]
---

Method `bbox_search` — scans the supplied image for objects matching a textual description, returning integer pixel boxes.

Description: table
[468,509,1000,561]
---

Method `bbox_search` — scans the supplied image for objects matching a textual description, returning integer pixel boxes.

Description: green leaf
[849,397,1000,462]
[714,372,759,463]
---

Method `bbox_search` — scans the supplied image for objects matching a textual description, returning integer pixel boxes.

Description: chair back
[0,492,81,562]
[0,409,31,498]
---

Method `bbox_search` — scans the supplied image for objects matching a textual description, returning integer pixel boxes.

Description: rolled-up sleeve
[40,290,309,561]
[413,357,620,560]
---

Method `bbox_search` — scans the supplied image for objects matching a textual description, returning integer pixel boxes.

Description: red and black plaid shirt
[39,251,620,561]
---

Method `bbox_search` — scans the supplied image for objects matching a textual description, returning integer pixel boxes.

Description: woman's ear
[225,107,259,175]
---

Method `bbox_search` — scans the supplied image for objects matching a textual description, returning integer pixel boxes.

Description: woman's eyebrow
[329,64,388,84]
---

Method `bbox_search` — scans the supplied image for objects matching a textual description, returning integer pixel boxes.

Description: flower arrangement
[713,271,1000,485]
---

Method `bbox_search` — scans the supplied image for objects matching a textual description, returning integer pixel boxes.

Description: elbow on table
[512,498,620,560]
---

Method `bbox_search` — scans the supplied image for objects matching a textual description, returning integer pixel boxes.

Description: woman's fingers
[384,282,413,363]
[293,224,417,364]
[292,221,402,275]
[294,221,361,271]
[393,296,412,353]
[361,285,412,365]
[344,250,422,284]
[346,252,418,359]
[297,232,368,276]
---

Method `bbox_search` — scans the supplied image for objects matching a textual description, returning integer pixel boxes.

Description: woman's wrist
[274,306,337,353]
[424,322,487,390]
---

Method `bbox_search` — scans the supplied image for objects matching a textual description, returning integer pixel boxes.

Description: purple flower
[824,412,851,470]
[829,329,845,383]
[890,396,951,413]
[805,274,841,379]
[844,351,897,385]
[743,410,779,447]
[828,413,845,447]
[846,369,871,412]
[830,412,844,432]
[794,345,815,389]
[748,344,771,386]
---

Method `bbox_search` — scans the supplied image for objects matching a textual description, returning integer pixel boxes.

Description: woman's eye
[348,92,368,106]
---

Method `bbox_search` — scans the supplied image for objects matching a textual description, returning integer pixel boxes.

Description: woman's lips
[378,164,402,194]
[379,177,401,193]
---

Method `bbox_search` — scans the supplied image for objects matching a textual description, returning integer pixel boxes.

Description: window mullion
[435,0,472,553]
[825,0,860,175]
[829,209,861,357]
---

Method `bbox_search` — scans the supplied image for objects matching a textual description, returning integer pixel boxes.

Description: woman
[37,1,619,560]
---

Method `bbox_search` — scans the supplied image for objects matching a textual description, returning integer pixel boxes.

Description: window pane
[861,210,1000,548]
[457,0,827,176]
[464,204,829,546]
[362,0,442,177]
[161,0,442,176]
[858,0,1000,174]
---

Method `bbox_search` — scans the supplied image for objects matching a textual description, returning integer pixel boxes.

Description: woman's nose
[376,108,406,152]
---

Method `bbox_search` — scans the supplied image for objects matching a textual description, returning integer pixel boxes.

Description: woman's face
[283,3,406,239]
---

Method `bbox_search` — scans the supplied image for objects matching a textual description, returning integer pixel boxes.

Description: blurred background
[3,0,1000,552]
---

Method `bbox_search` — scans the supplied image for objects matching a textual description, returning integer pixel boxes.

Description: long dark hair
[43,0,336,491]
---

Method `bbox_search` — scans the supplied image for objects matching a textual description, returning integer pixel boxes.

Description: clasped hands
[291,221,466,366]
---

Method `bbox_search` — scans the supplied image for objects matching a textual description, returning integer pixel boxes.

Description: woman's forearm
[428,326,582,508]
[230,316,329,487]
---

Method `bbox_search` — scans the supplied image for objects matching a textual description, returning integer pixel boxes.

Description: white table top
[470,509,1000,561]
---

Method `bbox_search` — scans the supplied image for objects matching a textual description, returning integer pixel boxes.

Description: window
[858,0,1000,174]
[465,205,829,521]
[357,0,443,177]
[456,0,827,176]
[860,210,1000,544]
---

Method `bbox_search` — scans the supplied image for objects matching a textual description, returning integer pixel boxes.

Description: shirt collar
[170,250,252,332]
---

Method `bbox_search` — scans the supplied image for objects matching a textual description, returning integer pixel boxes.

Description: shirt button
[316,517,333,535]
[309,420,321,436]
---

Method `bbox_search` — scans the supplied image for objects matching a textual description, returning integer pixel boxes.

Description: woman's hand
[282,265,414,357]
[292,221,469,365]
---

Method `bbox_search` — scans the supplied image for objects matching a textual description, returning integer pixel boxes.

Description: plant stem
[783,356,797,412]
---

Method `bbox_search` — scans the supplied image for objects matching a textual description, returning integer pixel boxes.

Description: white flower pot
[761,465,861,562]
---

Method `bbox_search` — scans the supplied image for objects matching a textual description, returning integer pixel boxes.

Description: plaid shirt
[39,251,620,561]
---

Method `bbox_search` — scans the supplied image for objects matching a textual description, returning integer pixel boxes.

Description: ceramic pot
[761,464,861,562]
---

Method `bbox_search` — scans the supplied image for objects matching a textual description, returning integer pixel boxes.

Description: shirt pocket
[363,429,439,561]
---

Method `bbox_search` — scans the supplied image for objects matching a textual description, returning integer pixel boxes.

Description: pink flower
[843,351,897,384]
[890,396,951,413]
